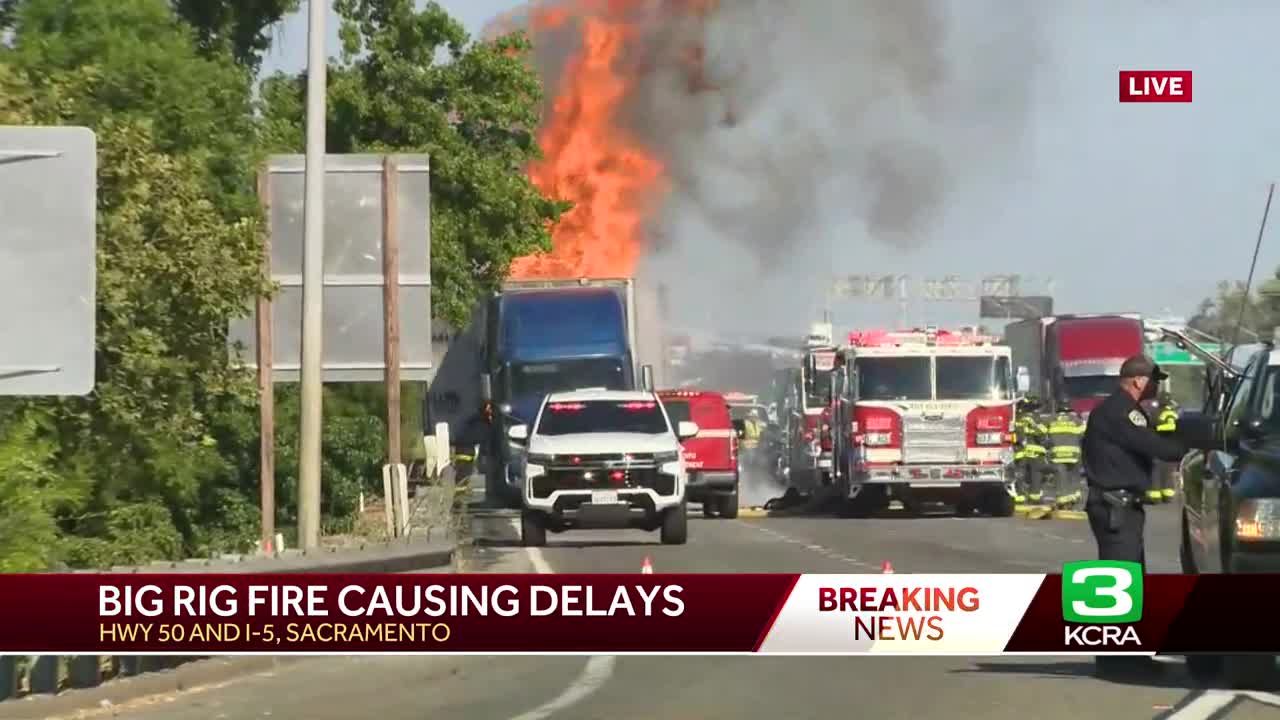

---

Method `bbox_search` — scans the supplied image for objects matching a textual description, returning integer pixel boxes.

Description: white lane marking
[508,656,618,720]
[1162,689,1280,719]
[524,540,554,575]
[1243,691,1280,708]
[508,519,617,720]
[1162,690,1239,719]
[746,523,876,569]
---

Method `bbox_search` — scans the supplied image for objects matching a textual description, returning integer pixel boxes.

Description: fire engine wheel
[839,485,888,518]
[982,488,1016,518]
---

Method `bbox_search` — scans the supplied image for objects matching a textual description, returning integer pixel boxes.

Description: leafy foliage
[173,0,299,70]
[5,0,261,216]
[0,415,67,572]
[0,0,270,567]
[261,0,567,326]
[0,0,559,569]
[1188,268,1280,344]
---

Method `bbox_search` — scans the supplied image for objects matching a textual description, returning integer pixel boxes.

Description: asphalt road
[95,504,1280,720]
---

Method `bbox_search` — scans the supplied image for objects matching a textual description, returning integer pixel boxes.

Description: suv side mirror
[677,421,700,440]
[507,424,529,443]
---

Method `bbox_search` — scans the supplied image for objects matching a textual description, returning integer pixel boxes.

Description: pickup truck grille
[902,418,966,464]
[538,452,659,465]
[530,461,675,499]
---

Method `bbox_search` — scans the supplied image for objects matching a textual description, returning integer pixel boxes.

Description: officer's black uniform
[1081,356,1186,567]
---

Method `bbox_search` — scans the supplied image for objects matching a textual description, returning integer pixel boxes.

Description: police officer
[1081,354,1186,677]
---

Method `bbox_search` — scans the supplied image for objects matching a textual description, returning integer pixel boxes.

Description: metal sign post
[229,154,432,549]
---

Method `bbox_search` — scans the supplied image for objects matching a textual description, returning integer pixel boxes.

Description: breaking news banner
[0,566,1277,654]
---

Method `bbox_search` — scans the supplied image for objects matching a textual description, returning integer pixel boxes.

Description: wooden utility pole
[382,156,402,465]
[255,166,276,552]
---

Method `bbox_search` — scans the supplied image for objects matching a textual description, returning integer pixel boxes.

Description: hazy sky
[261,2,1280,330]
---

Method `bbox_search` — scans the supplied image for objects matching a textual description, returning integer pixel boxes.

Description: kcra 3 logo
[1060,560,1144,647]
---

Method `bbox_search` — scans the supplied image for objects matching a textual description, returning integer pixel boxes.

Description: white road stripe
[1161,690,1239,719]
[508,519,617,720]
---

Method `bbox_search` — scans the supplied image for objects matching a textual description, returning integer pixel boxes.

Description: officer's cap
[1119,354,1168,381]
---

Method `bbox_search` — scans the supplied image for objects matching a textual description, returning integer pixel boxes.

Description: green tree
[5,0,261,218]
[260,0,566,327]
[173,0,299,70]
[1189,267,1280,345]
[1,0,272,565]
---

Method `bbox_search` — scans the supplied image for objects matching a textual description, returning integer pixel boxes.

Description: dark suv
[1178,342,1280,688]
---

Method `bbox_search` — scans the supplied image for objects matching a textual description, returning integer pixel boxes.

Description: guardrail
[1,427,460,706]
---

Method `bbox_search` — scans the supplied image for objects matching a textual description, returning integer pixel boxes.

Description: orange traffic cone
[880,560,894,574]
[641,556,654,575]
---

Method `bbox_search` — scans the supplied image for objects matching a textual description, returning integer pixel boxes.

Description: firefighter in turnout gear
[1148,390,1180,504]
[742,408,764,465]
[1012,396,1048,503]
[1044,395,1086,506]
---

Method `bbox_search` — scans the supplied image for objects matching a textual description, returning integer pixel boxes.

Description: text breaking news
[0,573,1275,654]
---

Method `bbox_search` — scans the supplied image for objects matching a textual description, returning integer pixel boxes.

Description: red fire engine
[832,327,1018,518]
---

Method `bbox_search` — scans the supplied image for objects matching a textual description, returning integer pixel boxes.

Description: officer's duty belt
[1090,488,1146,508]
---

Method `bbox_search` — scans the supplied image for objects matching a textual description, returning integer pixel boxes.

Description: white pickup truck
[506,388,698,546]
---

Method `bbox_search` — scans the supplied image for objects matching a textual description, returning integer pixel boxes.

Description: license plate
[590,490,620,505]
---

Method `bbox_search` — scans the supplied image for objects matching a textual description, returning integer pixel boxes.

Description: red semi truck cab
[1004,314,1146,417]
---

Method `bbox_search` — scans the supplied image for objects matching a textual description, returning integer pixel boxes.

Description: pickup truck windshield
[536,400,670,436]
[936,356,1013,401]
[856,357,931,401]
[510,358,627,398]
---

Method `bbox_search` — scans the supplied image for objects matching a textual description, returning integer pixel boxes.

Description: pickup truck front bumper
[523,460,685,529]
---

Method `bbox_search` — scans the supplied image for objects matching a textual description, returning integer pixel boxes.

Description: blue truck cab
[482,287,635,503]
[426,277,664,508]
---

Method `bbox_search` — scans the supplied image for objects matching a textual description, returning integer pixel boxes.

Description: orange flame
[509,2,666,280]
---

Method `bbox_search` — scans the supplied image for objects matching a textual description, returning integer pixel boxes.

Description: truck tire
[720,492,739,519]
[983,487,1015,518]
[661,502,688,545]
[520,510,547,547]
[840,485,887,518]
